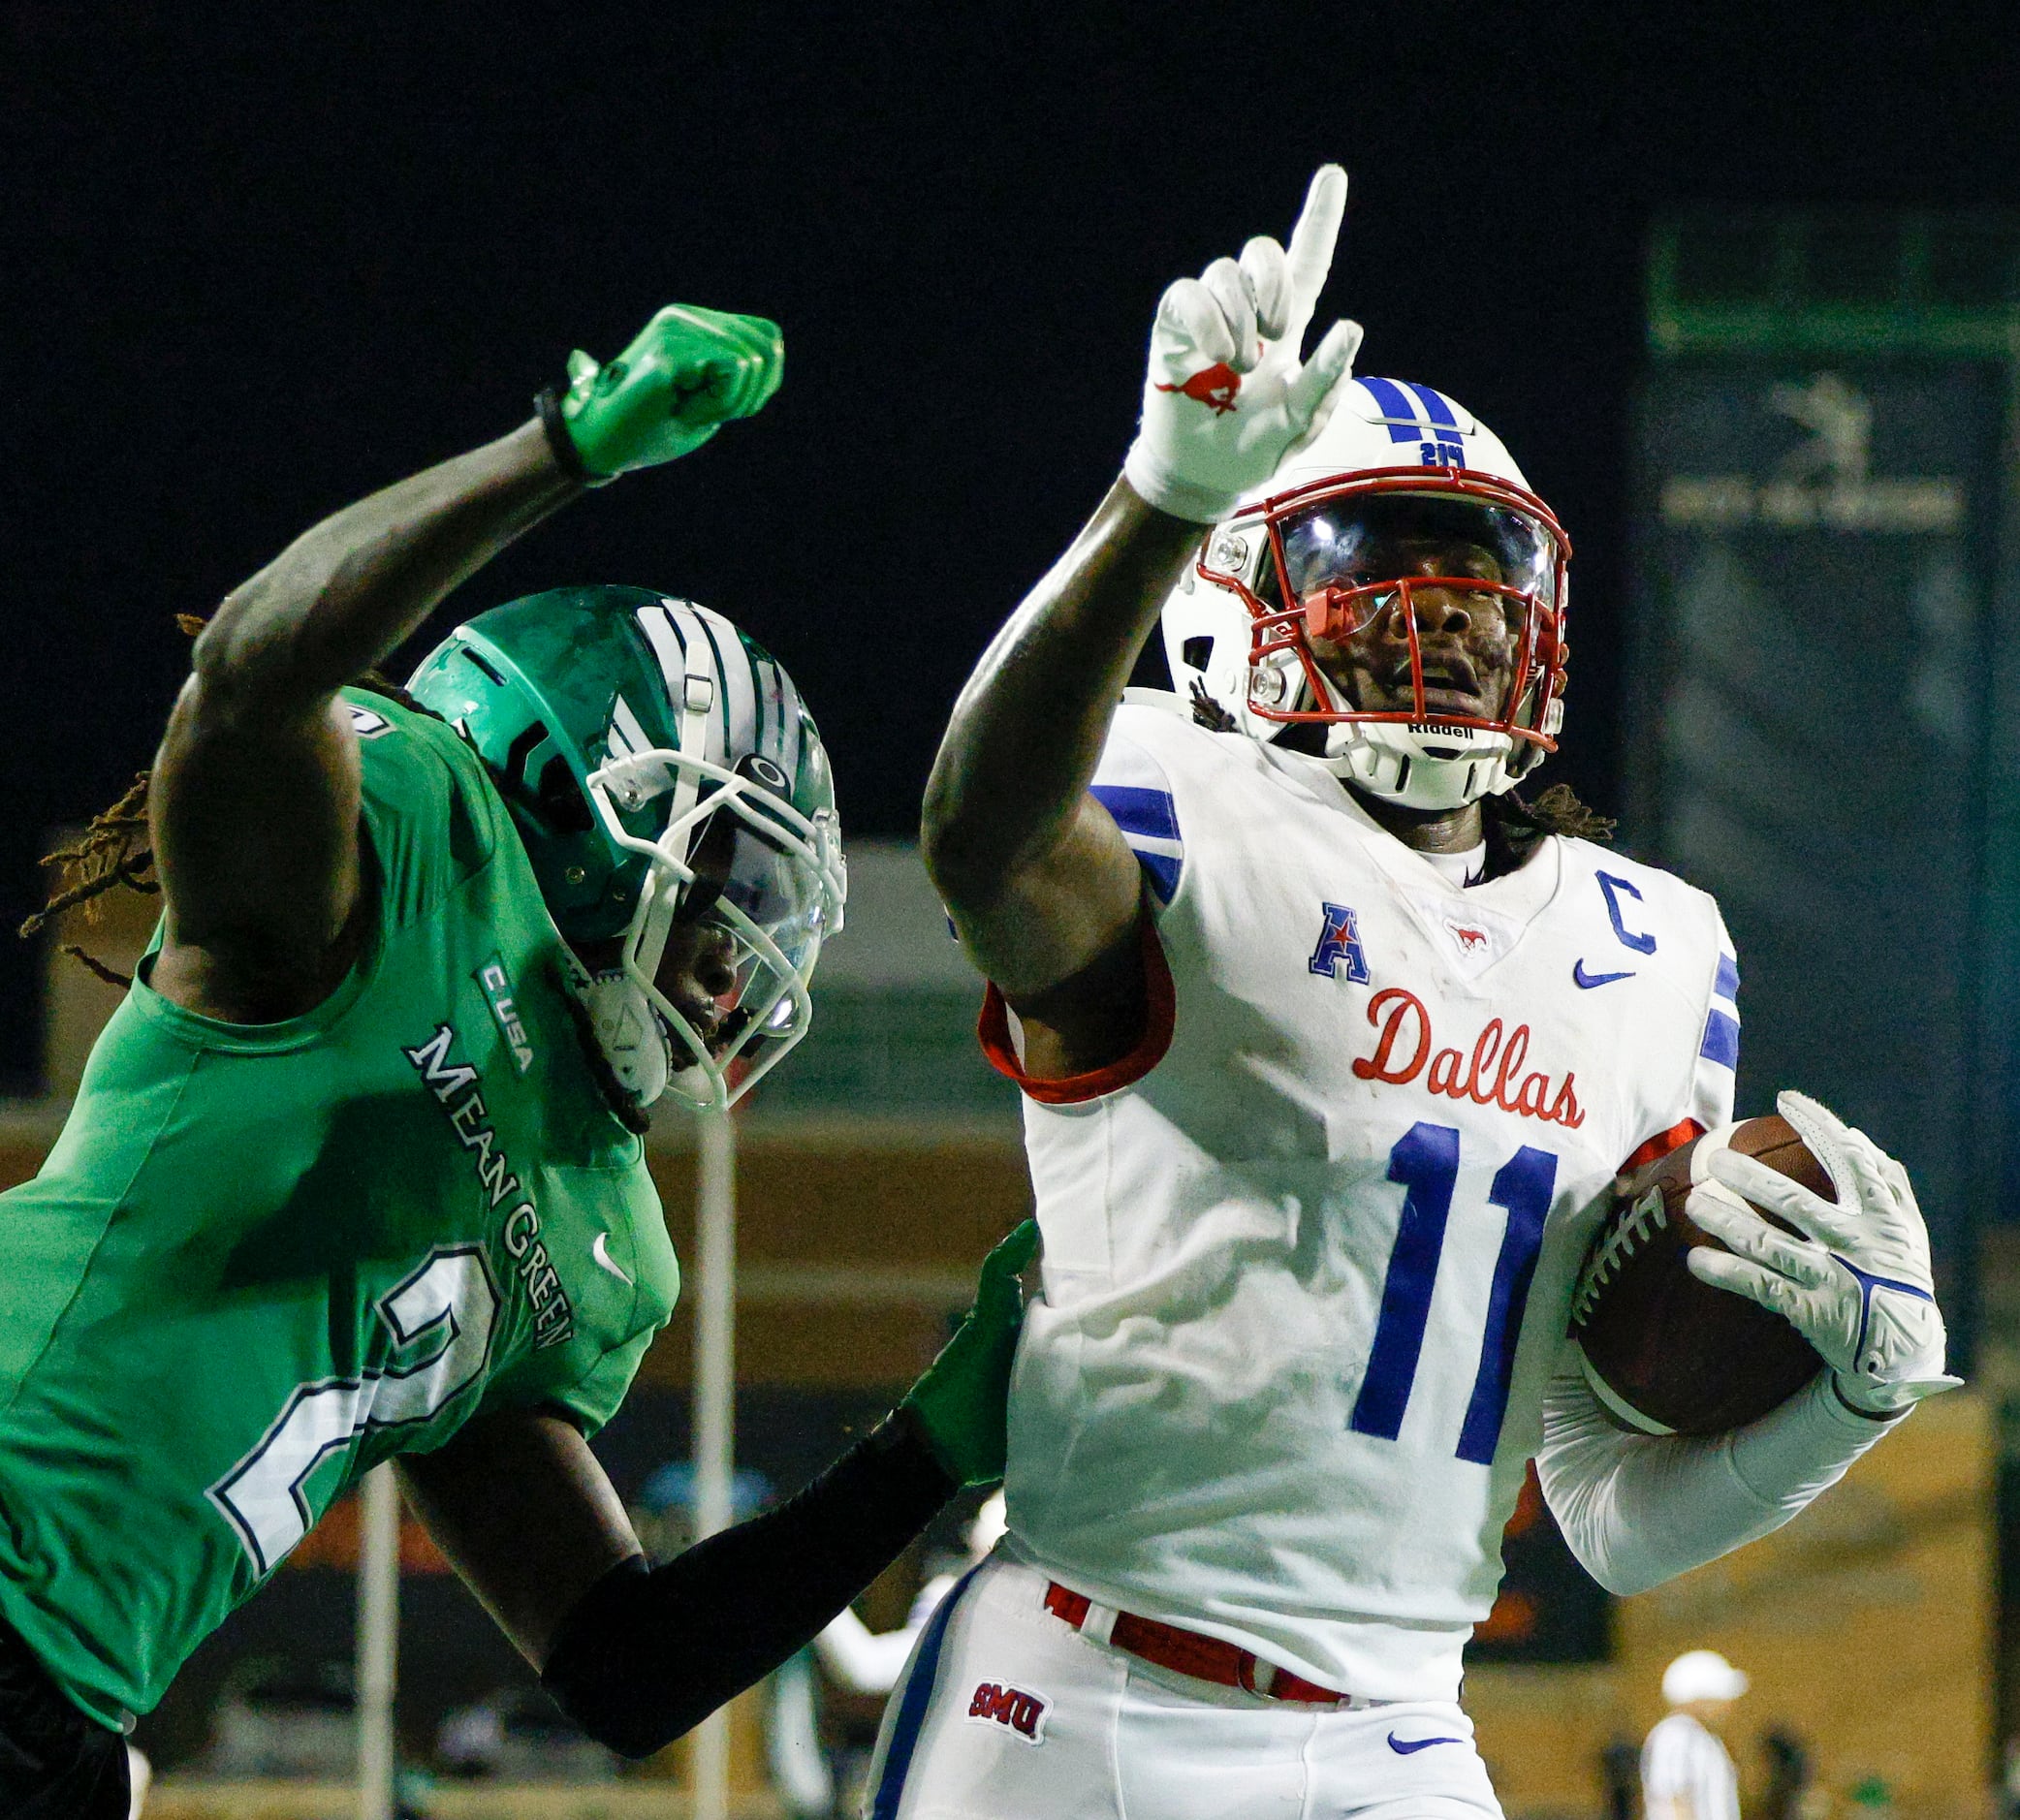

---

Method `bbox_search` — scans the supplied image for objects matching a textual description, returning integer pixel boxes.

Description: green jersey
[0,692,679,1728]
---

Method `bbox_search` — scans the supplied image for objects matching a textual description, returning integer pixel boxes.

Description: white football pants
[863,1559,1503,1820]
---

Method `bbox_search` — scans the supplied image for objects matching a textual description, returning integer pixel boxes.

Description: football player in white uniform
[885,167,1958,1820]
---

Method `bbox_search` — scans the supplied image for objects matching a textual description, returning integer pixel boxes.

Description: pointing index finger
[1285,165,1348,317]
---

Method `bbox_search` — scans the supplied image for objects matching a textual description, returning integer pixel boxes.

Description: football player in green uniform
[0,301,1034,1816]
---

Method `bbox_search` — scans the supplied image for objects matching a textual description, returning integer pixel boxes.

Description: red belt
[1043,1582,1352,1706]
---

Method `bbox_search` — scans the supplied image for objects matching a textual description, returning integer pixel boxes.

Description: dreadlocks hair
[17,772,159,988]
[19,613,450,987]
[1482,781,1615,872]
[1188,680,1241,734]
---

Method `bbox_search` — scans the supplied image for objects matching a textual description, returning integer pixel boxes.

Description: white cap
[1662,1649,1751,1705]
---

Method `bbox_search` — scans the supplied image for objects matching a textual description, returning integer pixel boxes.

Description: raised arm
[148,304,783,1022]
[920,169,1362,1062]
[921,484,1203,1001]
[151,424,577,1019]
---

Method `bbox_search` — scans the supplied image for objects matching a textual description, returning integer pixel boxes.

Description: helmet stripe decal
[764,652,803,785]
[1353,375,1427,444]
[608,695,652,762]
[721,621,761,767]
[780,668,805,785]
[680,604,751,769]
[1401,381,1460,430]
[749,644,775,767]
[635,603,700,737]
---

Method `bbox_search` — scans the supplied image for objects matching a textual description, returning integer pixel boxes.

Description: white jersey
[1642,1713,1741,1820]
[986,695,1739,1702]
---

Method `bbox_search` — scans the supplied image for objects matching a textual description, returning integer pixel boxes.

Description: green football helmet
[406,586,846,1112]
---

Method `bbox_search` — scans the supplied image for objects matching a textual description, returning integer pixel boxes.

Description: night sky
[2,1,2014,1084]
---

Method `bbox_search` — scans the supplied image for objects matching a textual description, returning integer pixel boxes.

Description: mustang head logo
[1156,361,1242,416]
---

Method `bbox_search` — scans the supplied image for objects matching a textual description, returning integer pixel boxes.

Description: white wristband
[1120,445,1243,526]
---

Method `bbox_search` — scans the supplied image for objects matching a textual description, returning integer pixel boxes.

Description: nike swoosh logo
[1573,960,1635,989]
[591,1232,634,1287]
[1388,1734,1465,1754]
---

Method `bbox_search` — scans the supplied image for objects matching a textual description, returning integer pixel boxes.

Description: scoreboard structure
[1630,211,2020,1357]
[1628,209,2020,1743]
[1492,212,2020,1683]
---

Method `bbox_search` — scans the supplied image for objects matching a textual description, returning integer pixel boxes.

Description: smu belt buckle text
[967,1680,1048,1743]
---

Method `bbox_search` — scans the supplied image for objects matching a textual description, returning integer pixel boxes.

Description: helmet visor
[1276,490,1561,630]
[589,744,846,1111]
[679,798,833,993]
[646,777,841,1088]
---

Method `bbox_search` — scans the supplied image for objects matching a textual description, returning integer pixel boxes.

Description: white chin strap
[1319,719,1524,811]
[583,969,673,1105]
[1279,666,1525,811]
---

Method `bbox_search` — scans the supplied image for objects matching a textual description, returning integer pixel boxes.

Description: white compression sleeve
[1534,1347,1904,1596]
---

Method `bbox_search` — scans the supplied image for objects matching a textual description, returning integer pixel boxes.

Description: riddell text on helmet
[1351,987,1586,1129]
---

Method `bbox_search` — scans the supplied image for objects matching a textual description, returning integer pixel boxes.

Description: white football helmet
[1161,377,1572,810]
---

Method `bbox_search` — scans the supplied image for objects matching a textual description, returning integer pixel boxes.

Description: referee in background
[1644,1650,1751,1820]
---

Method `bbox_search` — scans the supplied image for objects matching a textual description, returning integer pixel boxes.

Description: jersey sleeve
[1689,910,1742,1133]
[476,1174,679,1439]
[540,1324,657,1437]
[1535,1346,1898,1597]
[1620,900,1740,1173]
[974,705,1189,1105]
[475,1308,663,1439]
[1088,713,1184,912]
[1641,1717,1737,1820]
[1639,1720,1681,1798]
[1640,1719,1696,1800]
[345,690,503,931]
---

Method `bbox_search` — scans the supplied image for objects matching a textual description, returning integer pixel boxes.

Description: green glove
[555,304,783,479]
[901,1220,1040,1488]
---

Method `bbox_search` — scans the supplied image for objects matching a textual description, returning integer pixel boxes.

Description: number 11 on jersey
[1349,1123,1557,1464]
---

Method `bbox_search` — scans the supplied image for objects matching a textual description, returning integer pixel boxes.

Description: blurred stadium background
[5,6,2019,1816]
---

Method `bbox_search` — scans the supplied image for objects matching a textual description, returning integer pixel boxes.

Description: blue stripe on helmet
[1354,376,1424,444]
[1401,382,1461,430]
[868,1564,983,1820]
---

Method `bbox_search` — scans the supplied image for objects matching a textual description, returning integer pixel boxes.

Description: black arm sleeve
[540,1409,959,1759]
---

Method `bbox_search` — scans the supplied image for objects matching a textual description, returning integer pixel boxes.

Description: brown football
[1570,1114,1831,1434]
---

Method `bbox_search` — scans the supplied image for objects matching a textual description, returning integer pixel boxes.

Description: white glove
[1121,165,1366,524]
[1685,1091,1961,1416]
